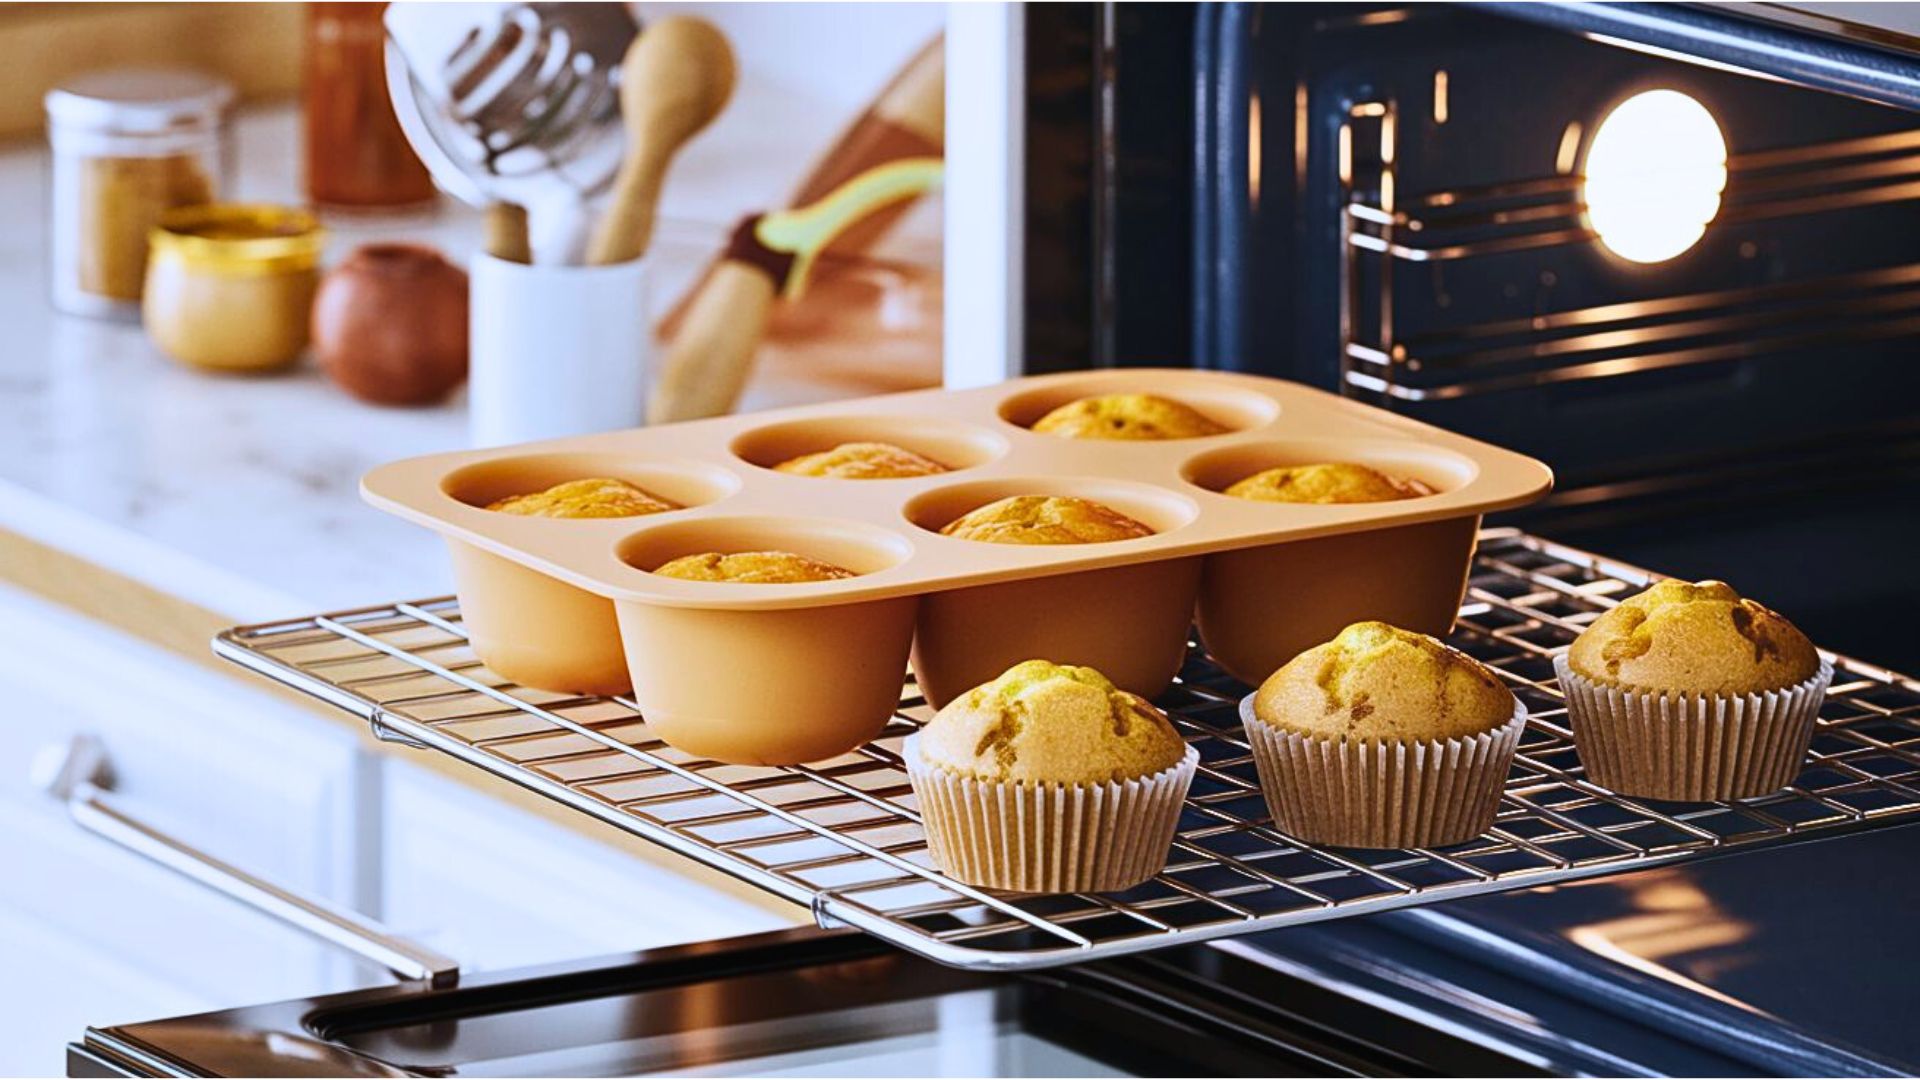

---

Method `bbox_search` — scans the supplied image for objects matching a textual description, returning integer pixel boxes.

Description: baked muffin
[772,441,949,479]
[906,660,1198,892]
[1567,580,1817,696]
[1031,393,1228,440]
[487,477,677,518]
[1243,622,1524,848]
[1225,462,1432,504]
[941,495,1154,545]
[1557,580,1830,800]
[653,551,854,584]
[920,660,1188,784]
[1254,622,1514,742]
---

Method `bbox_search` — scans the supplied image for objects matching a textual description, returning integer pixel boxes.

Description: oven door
[82,825,1917,1080]
[71,925,1558,1078]
[1024,2,1920,669]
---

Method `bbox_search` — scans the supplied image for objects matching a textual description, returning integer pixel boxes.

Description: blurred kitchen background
[0,3,960,1074]
[0,0,955,609]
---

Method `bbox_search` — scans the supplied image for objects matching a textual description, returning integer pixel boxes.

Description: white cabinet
[0,579,798,1075]
[381,758,792,972]
[0,584,374,1076]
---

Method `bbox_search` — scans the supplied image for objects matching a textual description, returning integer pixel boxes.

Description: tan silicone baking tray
[363,369,1553,764]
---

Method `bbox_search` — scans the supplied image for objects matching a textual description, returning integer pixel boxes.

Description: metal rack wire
[215,531,1920,972]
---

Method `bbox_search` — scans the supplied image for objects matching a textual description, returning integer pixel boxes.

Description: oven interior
[1168,3,1920,667]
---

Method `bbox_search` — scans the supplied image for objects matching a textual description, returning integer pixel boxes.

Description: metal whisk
[386,2,639,259]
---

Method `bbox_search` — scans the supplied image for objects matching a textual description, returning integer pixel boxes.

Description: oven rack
[1344,260,1920,402]
[1338,113,1920,402]
[1348,127,1920,265]
[214,531,1920,972]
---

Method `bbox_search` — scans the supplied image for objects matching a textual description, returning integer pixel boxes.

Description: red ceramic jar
[312,243,468,406]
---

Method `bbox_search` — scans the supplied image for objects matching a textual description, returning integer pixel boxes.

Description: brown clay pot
[312,243,468,405]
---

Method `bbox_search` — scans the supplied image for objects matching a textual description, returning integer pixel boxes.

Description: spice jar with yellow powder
[46,69,232,319]
[144,205,326,373]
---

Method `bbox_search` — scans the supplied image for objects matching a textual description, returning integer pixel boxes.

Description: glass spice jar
[45,69,233,319]
[305,2,438,209]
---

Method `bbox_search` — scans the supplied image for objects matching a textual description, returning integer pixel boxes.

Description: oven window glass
[319,952,1210,1078]
[445,988,1128,1078]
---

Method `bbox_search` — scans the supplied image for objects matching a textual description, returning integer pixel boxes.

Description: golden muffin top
[1254,622,1514,742]
[1225,462,1431,504]
[1031,393,1228,440]
[1567,580,1819,695]
[772,441,950,479]
[652,550,855,584]
[917,660,1188,784]
[940,495,1155,545]
[487,477,678,518]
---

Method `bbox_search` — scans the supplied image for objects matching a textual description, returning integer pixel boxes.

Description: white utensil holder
[469,253,651,447]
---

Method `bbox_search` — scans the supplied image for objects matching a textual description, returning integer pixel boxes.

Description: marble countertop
[0,109,470,619]
[0,84,941,622]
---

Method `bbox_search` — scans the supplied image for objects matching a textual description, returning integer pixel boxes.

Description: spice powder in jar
[144,205,327,374]
[46,69,232,319]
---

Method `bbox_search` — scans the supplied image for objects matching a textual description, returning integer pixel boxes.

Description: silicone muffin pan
[363,369,1553,765]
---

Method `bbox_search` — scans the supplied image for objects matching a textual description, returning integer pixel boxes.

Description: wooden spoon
[483,202,531,264]
[586,16,737,266]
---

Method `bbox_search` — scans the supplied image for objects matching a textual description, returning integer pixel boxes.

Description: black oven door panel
[1180,3,1920,667]
[1203,3,1920,479]
[1033,4,1920,667]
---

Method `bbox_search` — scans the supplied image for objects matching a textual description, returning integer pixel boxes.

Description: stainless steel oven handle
[34,733,459,988]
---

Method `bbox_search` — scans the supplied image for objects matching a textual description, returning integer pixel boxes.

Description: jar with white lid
[45,69,234,319]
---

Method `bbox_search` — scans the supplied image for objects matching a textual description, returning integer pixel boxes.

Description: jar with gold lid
[143,205,327,373]
[45,69,233,319]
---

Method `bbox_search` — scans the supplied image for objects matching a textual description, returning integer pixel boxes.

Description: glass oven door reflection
[451,987,1130,1078]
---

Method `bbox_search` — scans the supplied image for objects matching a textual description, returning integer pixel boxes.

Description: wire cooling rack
[214,530,1920,971]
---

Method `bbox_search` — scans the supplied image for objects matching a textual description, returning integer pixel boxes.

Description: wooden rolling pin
[649,35,945,421]
[587,17,737,266]
[658,34,943,337]
[649,158,944,423]
[652,260,779,423]
[793,34,944,260]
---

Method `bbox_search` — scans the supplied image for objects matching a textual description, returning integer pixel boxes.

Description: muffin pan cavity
[365,369,1551,762]
[618,515,914,579]
[731,416,1007,476]
[911,556,1203,710]
[444,452,740,514]
[615,516,918,765]
[997,371,1279,435]
[1181,439,1476,501]
[443,541,635,698]
[903,476,1199,541]
[1184,440,1487,683]
[437,453,739,700]
[899,476,1204,703]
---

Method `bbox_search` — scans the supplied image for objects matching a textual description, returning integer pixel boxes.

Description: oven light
[1582,89,1726,263]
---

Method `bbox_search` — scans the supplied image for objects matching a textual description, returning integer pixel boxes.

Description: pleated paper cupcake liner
[903,736,1199,894]
[1555,654,1833,801]
[1238,695,1527,850]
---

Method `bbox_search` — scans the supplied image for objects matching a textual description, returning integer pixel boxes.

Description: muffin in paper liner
[1555,653,1833,801]
[903,735,1199,893]
[1237,695,1527,849]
